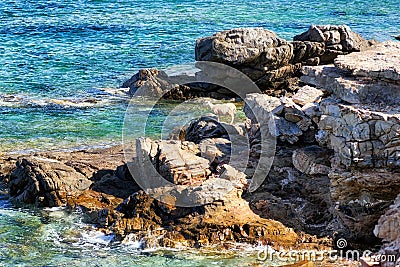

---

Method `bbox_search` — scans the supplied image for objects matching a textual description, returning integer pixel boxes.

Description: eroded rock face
[136,138,211,185]
[195,28,300,94]
[318,100,400,169]
[195,28,292,69]
[111,188,328,250]
[301,42,400,106]
[294,25,376,63]
[374,193,400,259]
[244,93,315,145]
[9,157,91,207]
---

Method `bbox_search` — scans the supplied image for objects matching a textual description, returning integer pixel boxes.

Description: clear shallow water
[0,0,399,265]
[0,200,272,267]
[0,0,399,153]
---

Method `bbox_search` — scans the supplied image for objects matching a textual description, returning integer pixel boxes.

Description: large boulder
[294,25,377,63]
[195,28,300,94]
[195,28,292,70]
[9,157,92,207]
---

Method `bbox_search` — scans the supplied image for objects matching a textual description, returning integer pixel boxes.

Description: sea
[0,0,398,266]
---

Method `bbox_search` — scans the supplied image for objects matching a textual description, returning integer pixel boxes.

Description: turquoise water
[0,200,271,267]
[0,0,399,265]
[0,0,399,152]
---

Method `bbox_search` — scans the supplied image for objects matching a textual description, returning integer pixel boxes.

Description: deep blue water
[0,0,399,265]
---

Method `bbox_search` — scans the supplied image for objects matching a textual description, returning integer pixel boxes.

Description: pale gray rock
[374,193,400,259]
[244,93,315,144]
[301,65,400,105]
[195,28,292,71]
[292,85,324,106]
[318,100,400,168]
[334,41,400,81]
[244,93,283,124]
[292,146,331,175]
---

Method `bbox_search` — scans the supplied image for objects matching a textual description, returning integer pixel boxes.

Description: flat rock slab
[301,65,400,105]
[335,41,400,82]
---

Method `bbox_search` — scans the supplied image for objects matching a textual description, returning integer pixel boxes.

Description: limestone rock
[291,41,325,65]
[198,137,231,164]
[9,157,92,207]
[67,189,123,227]
[136,138,211,185]
[374,193,400,258]
[244,93,314,144]
[195,28,292,70]
[294,25,376,63]
[301,65,400,105]
[292,85,324,106]
[329,169,400,245]
[292,146,332,175]
[113,188,325,250]
[318,99,400,168]
[334,41,400,82]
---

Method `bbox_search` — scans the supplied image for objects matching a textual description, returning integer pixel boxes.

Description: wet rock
[9,157,92,207]
[294,25,377,63]
[67,189,123,227]
[113,187,326,250]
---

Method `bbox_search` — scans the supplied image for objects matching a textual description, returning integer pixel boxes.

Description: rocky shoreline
[1,25,399,266]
